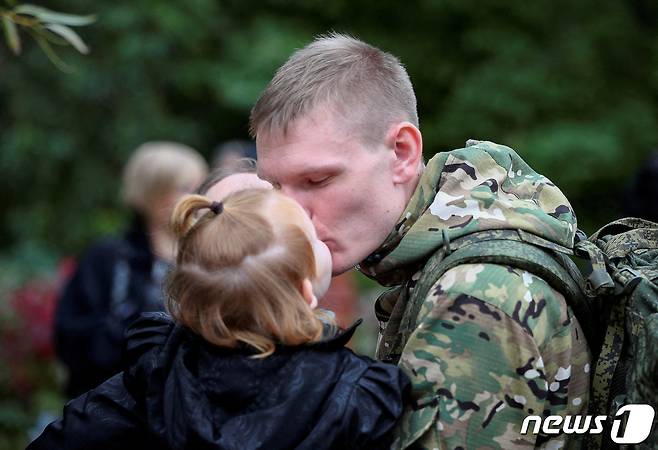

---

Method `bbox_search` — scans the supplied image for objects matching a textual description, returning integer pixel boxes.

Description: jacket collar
[312,318,362,350]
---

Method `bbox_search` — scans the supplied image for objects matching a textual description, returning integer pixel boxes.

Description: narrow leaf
[2,15,21,54]
[14,5,96,26]
[44,23,88,54]
[32,31,73,73]
[40,29,68,46]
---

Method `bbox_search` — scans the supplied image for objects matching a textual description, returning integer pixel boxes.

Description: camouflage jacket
[358,141,591,449]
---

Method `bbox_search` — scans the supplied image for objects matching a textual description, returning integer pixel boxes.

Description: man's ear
[301,278,318,309]
[387,121,423,185]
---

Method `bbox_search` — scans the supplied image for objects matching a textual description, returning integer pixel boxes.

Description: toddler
[28,188,410,450]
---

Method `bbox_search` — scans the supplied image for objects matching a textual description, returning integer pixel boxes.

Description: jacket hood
[359,140,577,286]
[124,313,362,450]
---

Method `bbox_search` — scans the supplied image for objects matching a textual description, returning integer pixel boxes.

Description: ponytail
[170,194,215,238]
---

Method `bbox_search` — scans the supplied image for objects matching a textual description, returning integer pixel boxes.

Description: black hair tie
[209,201,223,215]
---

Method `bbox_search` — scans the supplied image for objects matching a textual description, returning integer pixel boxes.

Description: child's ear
[301,278,318,309]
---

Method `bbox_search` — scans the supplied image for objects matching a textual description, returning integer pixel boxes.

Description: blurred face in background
[257,106,422,275]
[123,141,208,230]
[146,184,203,230]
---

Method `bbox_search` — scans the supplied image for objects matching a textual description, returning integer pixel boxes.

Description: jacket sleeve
[26,373,157,450]
[342,361,411,450]
[393,263,559,450]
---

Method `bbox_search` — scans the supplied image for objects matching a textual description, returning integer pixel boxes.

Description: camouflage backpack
[405,218,658,448]
[574,218,658,449]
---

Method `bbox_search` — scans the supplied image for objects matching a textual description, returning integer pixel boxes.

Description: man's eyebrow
[257,164,343,184]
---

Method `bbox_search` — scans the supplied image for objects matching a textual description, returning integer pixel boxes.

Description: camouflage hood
[358,140,577,286]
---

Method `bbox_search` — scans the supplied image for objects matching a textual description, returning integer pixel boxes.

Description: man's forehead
[257,105,357,147]
[256,128,355,181]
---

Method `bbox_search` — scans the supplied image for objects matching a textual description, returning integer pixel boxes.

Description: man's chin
[330,257,359,276]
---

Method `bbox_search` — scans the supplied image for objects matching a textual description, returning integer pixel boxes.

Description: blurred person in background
[622,151,658,222]
[211,139,257,169]
[54,141,207,398]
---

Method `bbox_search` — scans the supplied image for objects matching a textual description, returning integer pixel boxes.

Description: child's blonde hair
[167,189,325,357]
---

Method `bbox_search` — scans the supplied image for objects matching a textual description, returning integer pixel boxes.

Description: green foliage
[2,0,658,270]
[0,267,64,450]
[0,2,95,71]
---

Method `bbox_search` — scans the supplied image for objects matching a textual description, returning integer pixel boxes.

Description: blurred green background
[3,0,658,277]
[1,0,658,447]
[3,0,658,276]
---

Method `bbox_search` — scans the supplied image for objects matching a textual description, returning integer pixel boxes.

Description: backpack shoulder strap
[400,230,592,346]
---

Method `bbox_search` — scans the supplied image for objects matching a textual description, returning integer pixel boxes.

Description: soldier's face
[257,107,410,275]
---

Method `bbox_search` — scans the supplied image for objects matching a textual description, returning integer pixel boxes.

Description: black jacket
[30,313,411,450]
[54,216,169,397]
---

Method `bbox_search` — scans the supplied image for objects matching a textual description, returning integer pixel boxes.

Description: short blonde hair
[167,189,324,357]
[250,33,418,144]
[122,141,208,211]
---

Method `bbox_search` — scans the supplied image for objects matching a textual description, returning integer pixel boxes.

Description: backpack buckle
[616,267,644,292]
[575,228,588,244]
[618,267,642,279]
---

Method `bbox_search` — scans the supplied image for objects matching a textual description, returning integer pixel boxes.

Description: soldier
[252,33,591,449]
